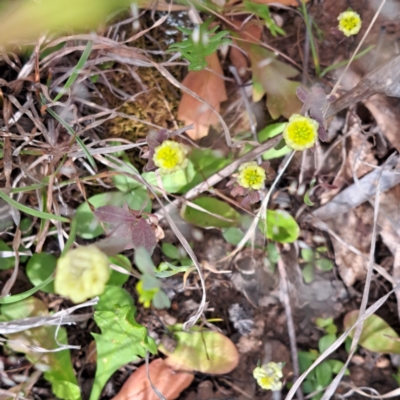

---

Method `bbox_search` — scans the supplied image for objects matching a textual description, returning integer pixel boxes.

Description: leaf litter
[2,0,400,399]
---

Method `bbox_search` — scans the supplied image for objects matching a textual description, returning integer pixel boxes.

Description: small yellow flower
[153,140,188,175]
[253,362,283,391]
[237,162,266,190]
[338,10,362,37]
[283,114,319,151]
[55,245,110,303]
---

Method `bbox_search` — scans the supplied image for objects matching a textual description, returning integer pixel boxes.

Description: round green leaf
[75,189,150,239]
[160,330,239,374]
[315,361,333,387]
[108,254,131,287]
[181,196,240,228]
[318,334,337,354]
[315,258,333,272]
[26,253,57,293]
[343,311,400,354]
[0,240,14,270]
[258,209,299,243]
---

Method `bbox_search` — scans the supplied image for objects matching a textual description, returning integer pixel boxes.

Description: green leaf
[75,189,150,239]
[26,252,57,293]
[112,162,143,192]
[0,240,15,270]
[257,123,291,160]
[142,161,196,194]
[53,40,93,102]
[315,258,333,272]
[0,190,69,222]
[301,248,314,262]
[134,247,155,275]
[267,242,280,264]
[318,334,337,354]
[169,20,231,71]
[315,361,333,387]
[343,311,400,354]
[90,287,156,400]
[162,243,181,260]
[107,254,131,287]
[182,196,240,228]
[325,324,338,335]
[315,317,334,329]
[258,209,299,243]
[1,297,81,400]
[159,330,239,374]
[298,350,318,373]
[222,227,244,245]
[185,148,232,191]
[302,263,314,283]
[326,360,349,375]
[0,274,54,304]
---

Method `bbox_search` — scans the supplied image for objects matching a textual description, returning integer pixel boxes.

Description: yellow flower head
[283,114,319,151]
[338,10,362,37]
[237,161,266,190]
[153,140,188,175]
[253,362,283,391]
[55,245,110,303]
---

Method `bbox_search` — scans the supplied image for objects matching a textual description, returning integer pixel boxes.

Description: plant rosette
[337,10,362,37]
[228,161,268,206]
[142,129,190,175]
[283,114,319,151]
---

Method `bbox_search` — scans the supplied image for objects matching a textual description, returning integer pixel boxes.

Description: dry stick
[319,159,384,400]
[284,286,397,400]
[277,255,303,400]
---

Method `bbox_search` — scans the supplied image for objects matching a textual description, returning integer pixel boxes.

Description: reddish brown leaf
[94,204,136,224]
[112,358,194,400]
[178,53,227,140]
[130,218,157,254]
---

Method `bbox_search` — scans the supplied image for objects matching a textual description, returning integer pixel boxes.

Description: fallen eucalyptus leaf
[159,329,239,374]
[343,311,400,354]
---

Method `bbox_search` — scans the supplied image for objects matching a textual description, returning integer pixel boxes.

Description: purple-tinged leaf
[94,205,136,224]
[231,184,246,198]
[94,237,131,256]
[248,190,261,204]
[131,218,157,254]
[296,86,308,103]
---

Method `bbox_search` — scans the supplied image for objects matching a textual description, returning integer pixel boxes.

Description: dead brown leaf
[112,358,194,400]
[178,53,227,140]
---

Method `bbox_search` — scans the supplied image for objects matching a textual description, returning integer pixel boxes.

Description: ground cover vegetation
[1,0,400,399]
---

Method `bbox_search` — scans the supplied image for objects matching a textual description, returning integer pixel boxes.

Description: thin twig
[277,254,303,400]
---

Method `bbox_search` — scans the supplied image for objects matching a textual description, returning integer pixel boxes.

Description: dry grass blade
[284,287,397,400]
[0,299,97,335]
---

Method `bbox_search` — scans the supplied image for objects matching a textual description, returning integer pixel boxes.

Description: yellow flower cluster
[338,10,362,37]
[237,161,266,190]
[283,114,318,151]
[153,140,188,175]
[253,362,283,391]
[54,245,110,303]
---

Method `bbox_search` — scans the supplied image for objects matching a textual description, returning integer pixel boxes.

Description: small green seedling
[135,247,171,309]
[161,242,192,267]
[301,246,333,283]
[243,1,285,37]
[168,19,231,71]
[298,318,348,400]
